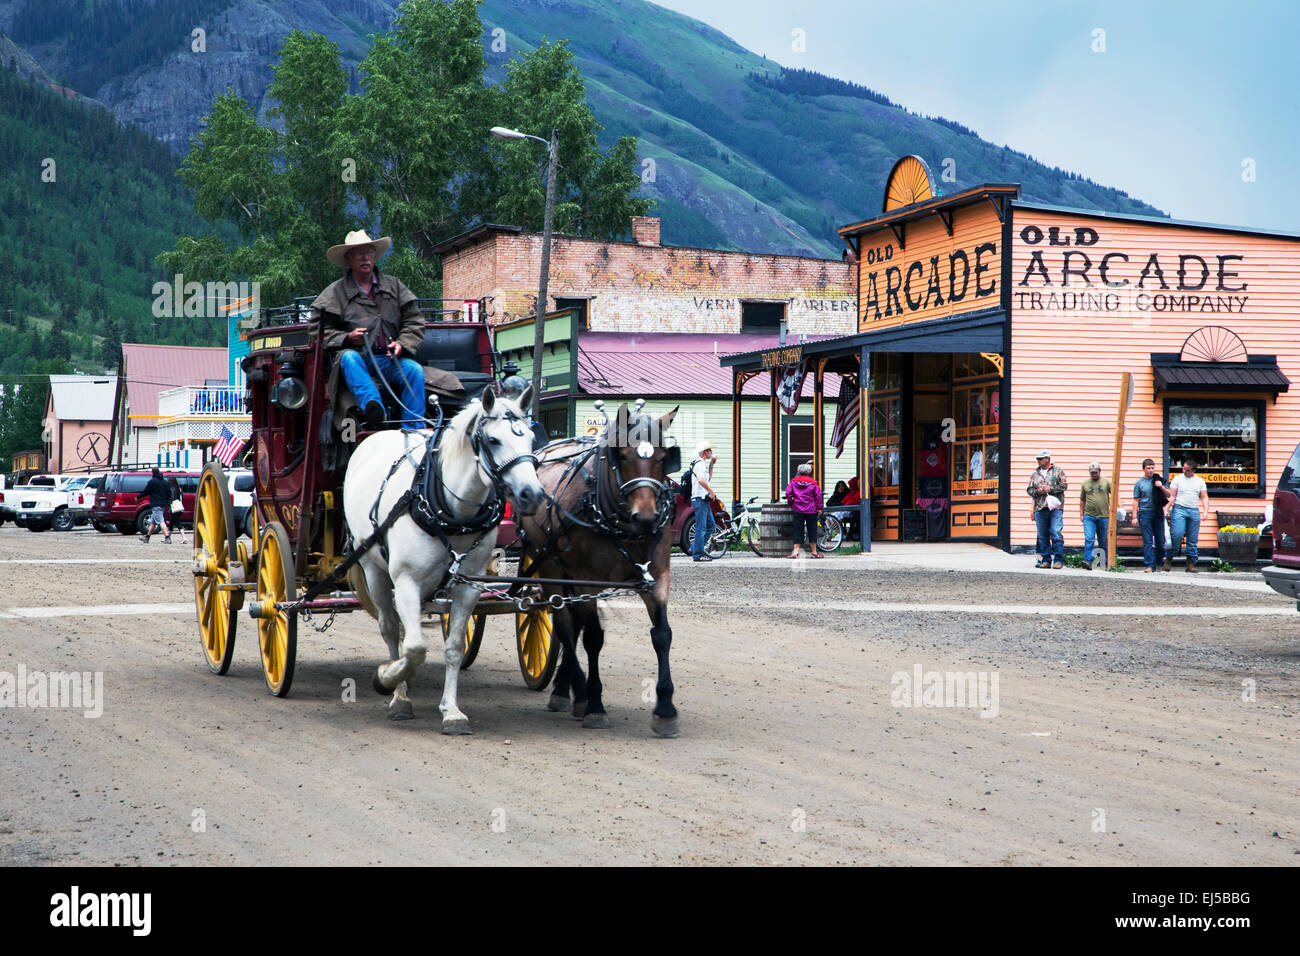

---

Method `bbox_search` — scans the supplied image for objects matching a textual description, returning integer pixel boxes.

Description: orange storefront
[722,156,1298,552]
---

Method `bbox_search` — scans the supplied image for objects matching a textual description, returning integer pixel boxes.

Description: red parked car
[90,470,200,535]
[1262,441,1300,605]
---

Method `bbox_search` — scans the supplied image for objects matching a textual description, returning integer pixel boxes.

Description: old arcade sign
[858,202,1003,332]
[1013,212,1252,315]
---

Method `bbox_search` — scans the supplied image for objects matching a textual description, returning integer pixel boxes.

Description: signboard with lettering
[759,345,804,370]
[858,202,1003,333]
[1013,216,1251,316]
[901,508,927,541]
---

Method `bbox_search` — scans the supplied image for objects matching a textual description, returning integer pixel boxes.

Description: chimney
[631,216,661,247]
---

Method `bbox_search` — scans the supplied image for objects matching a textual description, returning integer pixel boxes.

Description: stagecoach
[190,301,559,698]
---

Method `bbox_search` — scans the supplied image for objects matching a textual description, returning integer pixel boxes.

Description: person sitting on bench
[309,230,426,430]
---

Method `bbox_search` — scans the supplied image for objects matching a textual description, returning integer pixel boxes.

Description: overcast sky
[651,0,1299,232]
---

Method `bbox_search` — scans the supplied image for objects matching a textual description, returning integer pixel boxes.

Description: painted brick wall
[442,226,856,335]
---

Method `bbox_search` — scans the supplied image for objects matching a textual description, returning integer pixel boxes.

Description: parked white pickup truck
[6,474,83,532]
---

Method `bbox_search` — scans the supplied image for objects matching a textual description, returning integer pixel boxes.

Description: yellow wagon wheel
[193,463,243,675]
[440,612,487,668]
[255,521,297,697]
[515,606,557,690]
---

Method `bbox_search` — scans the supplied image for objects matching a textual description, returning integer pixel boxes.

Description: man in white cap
[309,230,426,429]
[1026,450,1067,569]
[1078,461,1112,570]
[690,439,718,562]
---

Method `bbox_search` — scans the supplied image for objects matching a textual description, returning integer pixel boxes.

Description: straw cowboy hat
[326,230,392,268]
[695,439,714,456]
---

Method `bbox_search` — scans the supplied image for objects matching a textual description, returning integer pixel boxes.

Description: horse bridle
[590,441,676,540]
[468,407,539,492]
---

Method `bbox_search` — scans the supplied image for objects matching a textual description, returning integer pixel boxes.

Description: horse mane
[603,411,658,447]
[437,394,525,476]
[437,402,483,476]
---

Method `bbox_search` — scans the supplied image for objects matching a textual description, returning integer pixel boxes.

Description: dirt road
[2,526,1297,865]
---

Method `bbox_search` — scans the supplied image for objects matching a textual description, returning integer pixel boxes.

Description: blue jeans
[1169,505,1201,562]
[1081,514,1109,564]
[338,350,425,429]
[691,497,716,558]
[1034,507,1064,563]
[1138,509,1166,568]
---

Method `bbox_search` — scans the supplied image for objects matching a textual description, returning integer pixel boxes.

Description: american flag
[213,425,246,467]
[830,375,860,459]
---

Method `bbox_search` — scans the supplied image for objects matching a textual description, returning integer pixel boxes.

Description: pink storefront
[722,156,1298,554]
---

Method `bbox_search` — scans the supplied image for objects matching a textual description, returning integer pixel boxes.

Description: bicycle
[687,496,761,559]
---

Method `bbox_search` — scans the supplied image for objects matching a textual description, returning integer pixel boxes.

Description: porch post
[731,368,741,512]
[813,359,825,494]
[859,347,871,553]
[769,370,779,503]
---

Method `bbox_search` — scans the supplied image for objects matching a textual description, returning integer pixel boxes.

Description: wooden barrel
[758,502,795,557]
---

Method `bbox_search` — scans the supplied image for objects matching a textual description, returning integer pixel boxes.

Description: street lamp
[491,124,559,421]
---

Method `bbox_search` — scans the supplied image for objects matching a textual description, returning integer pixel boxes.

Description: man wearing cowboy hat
[309,230,426,429]
[1026,450,1067,569]
[690,440,718,562]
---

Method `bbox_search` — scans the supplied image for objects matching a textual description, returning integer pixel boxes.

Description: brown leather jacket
[309,268,425,356]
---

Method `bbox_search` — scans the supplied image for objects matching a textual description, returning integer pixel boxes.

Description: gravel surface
[1,526,1297,865]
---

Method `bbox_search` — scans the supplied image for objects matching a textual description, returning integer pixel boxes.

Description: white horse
[342,386,544,734]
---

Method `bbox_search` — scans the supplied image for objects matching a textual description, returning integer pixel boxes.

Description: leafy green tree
[483,38,651,238]
[342,0,492,294]
[0,358,73,465]
[162,0,653,306]
[100,320,122,369]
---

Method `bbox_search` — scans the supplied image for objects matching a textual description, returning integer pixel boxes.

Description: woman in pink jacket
[784,463,824,558]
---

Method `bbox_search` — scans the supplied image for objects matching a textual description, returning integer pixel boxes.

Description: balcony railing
[157,386,245,421]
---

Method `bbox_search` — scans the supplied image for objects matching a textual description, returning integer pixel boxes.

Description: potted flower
[1217,524,1261,565]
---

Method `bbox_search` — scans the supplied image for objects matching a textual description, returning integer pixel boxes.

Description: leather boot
[1187,557,1199,573]
[1161,556,1173,572]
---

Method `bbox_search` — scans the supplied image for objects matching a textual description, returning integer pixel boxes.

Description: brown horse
[516,403,681,737]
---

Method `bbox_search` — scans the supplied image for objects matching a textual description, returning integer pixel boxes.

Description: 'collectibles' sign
[1013,220,1251,314]
[857,203,1003,332]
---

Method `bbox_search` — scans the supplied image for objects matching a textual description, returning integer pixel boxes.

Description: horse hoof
[441,717,472,735]
[547,693,569,712]
[388,700,414,721]
[571,699,588,719]
[582,711,611,730]
[651,715,679,738]
[372,670,390,696]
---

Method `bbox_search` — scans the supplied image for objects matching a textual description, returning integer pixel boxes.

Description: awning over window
[1150,353,1290,397]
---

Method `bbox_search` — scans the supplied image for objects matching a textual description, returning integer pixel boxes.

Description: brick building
[436,216,856,335]
[437,217,861,525]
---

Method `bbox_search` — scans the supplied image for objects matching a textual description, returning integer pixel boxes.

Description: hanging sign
[777,360,808,416]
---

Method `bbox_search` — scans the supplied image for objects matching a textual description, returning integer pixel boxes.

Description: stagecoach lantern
[273,362,309,411]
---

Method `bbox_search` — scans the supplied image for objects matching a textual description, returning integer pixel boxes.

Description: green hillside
[5,0,1165,258]
[479,0,1164,255]
[0,59,228,376]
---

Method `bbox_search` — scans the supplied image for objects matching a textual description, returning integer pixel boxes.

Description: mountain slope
[0,59,228,375]
[0,0,1165,257]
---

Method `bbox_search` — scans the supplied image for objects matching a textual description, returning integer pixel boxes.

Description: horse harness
[518,435,678,597]
[286,408,537,618]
